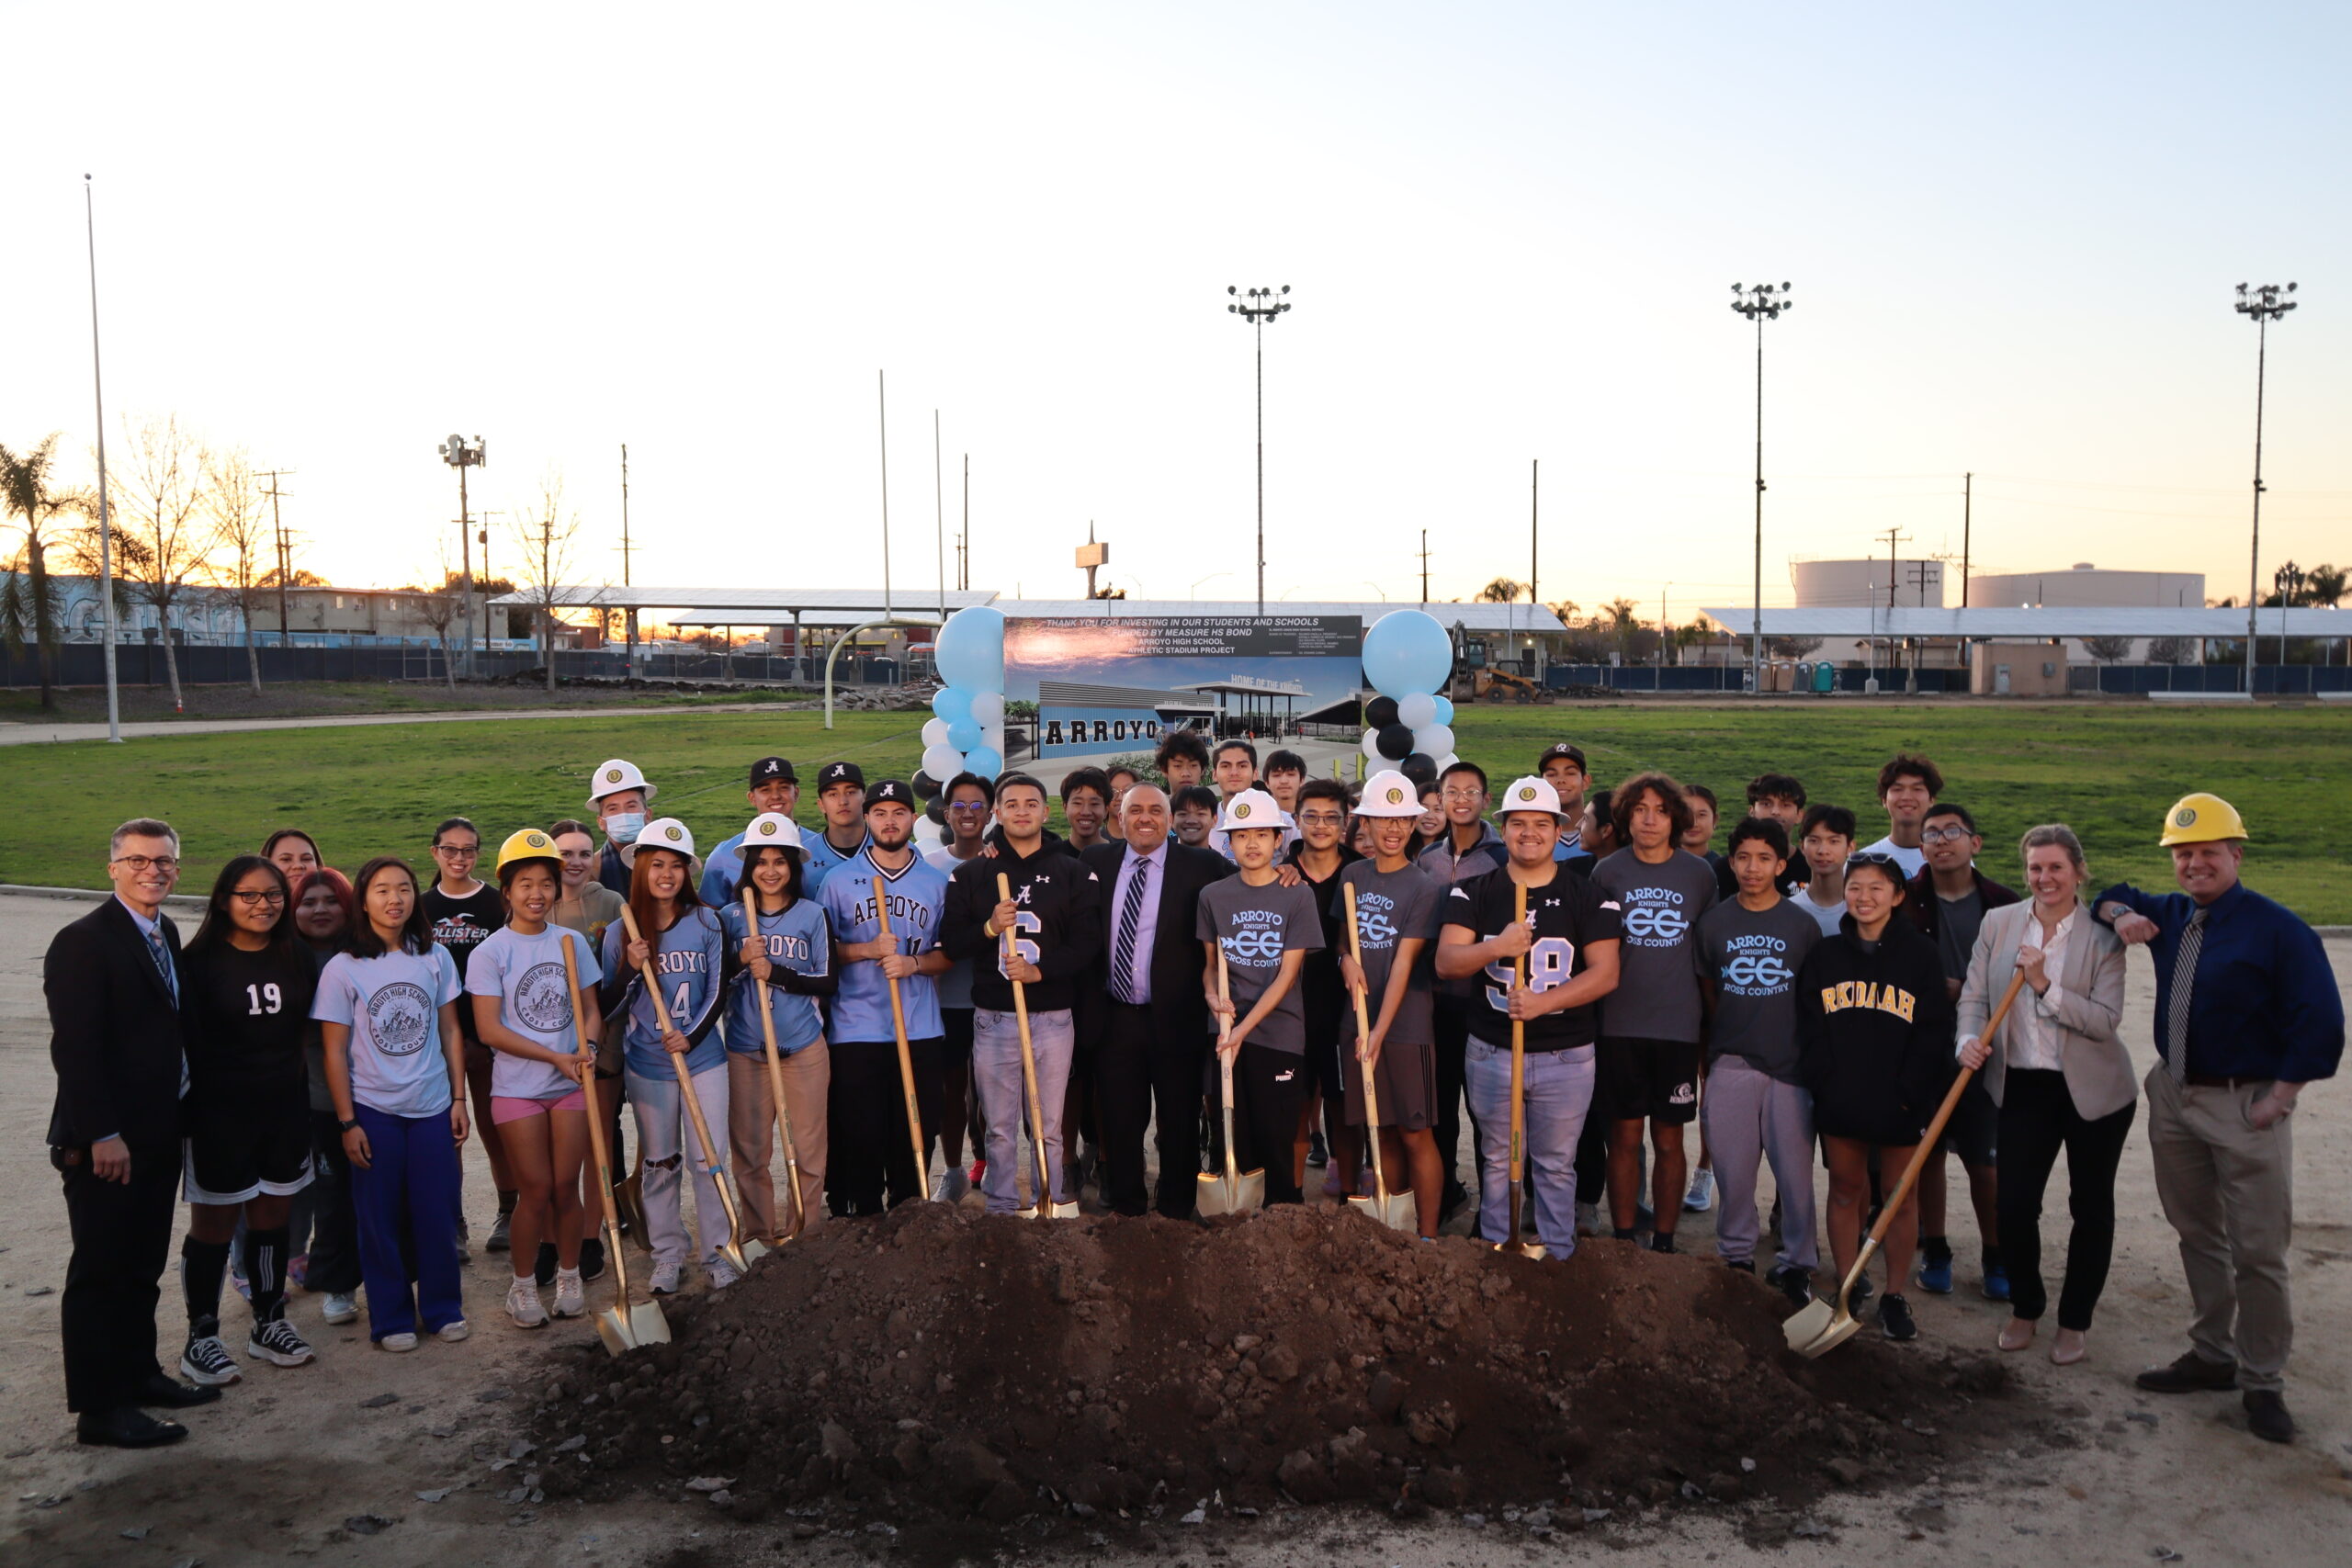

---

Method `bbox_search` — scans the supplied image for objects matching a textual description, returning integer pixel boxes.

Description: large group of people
[43,733,2340,1454]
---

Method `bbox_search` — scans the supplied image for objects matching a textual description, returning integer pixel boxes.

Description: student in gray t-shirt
[1334,782,1446,1235]
[1697,817,1821,1295]
[1195,789,1325,1205]
[1589,773,1720,1251]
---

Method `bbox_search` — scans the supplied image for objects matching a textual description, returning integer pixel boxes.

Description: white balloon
[969,692,1005,727]
[1434,752,1460,773]
[912,817,945,852]
[1362,728,1386,761]
[1412,724,1455,759]
[921,742,967,781]
[1396,692,1438,731]
[921,718,951,748]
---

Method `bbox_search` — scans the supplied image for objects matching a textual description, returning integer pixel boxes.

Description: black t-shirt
[1286,849,1356,1052]
[424,883,506,1043]
[184,941,319,1097]
[1442,867,1623,1051]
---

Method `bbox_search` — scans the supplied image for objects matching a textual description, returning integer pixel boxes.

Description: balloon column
[916,607,1008,822]
[1358,610,1457,785]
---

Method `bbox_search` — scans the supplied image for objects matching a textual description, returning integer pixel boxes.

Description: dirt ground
[1,888,2345,1566]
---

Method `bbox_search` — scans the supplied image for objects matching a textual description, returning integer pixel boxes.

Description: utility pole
[2235,282,2298,694]
[1905,558,1937,693]
[258,468,294,647]
[619,444,637,671]
[959,454,969,592]
[1227,284,1293,615]
[1530,459,1543,682]
[1874,526,1907,693]
[1730,281,1792,695]
[877,371,892,620]
[84,175,121,743]
[475,512,502,658]
[1959,471,1972,668]
[1419,528,1430,608]
[933,410,946,621]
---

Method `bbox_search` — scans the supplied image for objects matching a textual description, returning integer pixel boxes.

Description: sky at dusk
[6,2,2346,628]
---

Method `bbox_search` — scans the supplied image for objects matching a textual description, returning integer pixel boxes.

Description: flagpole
[85,175,122,744]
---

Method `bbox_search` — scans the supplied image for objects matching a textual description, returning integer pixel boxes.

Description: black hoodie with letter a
[941,829,1105,1014]
[1795,915,1957,1145]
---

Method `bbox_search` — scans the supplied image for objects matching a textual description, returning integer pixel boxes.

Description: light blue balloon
[945,718,983,751]
[1361,609,1453,697]
[963,744,1004,779]
[936,606,1006,692]
[1431,694,1454,726]
[932,685,973,724]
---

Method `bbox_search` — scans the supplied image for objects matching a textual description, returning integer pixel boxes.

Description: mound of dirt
[530,1202,2013,1550]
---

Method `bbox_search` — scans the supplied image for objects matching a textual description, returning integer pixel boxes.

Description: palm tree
[0,434,82,712]
[2305,563,2346,608]
[1476,577,1525,604]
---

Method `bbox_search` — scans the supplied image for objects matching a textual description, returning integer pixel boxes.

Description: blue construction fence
[0,641,907,690]
[1535,662,2352,695]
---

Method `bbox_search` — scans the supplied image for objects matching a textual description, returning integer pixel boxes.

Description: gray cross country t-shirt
[1332,859,1442,1047]
[1934,887,1985,984]
[1591,847,1718,1043]
[1196,874,1326,1055]
[1697,897,1821,1081]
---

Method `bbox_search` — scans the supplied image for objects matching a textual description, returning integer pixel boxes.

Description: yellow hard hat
[496,827,563,874]
[2158,793,2247,847]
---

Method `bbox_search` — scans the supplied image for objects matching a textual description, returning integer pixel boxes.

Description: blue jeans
[974,1008,1074,1213]
[1464,1038,1595,1257]
[350,1102,464,1339]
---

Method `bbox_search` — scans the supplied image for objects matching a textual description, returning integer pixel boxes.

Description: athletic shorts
[940,1007,975,1064]
[1343,1035,1437,1133]
[1598,1036,1702,1125]
[492,1089,588,1125]
[1306,1028,1346,1104]
[1931,1073,1998,1166]
[183,1089,313,1205]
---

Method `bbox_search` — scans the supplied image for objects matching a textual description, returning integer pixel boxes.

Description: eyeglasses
[1846,852,1905,874]
[1297,811,1346,827]
[432,843,480,858]
[1440,789,1485,804]
[112,854,179,873]
[946,801,991,814]
[1920,827,1973,845]
[230,889,288,907]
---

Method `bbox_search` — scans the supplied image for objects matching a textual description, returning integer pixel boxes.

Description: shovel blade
[630,1300,673,1346]
[1349,1192,1418,1233]
[1781,1294,1854,1357]
[593,1308,637,1358]
[1194,1172,1235,1217]
[741,1236,771,1265]
[718,1241,752,1274]
[1048,1200,1082,1219]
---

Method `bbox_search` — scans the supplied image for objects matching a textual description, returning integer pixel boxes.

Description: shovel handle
[1857,968,2030,1259]
[620,905,753,1254]
[743,889,805,1241]
[563,931,630,1303]
[1343,884,1392,1205]
[1000,872,1055,1213]
[1216,951,1239,1188]
[874,883,931,1193]
[1509,881,1527,1182]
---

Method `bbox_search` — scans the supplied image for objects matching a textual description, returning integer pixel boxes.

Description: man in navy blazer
[45,818,219,1448]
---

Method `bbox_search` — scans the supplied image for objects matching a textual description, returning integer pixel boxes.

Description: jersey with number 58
[941,830,1104,1015]
[598,905,727,1078]
[1442,867,1623,1051]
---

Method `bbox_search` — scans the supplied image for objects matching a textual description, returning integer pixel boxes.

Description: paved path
[0,699,822,747]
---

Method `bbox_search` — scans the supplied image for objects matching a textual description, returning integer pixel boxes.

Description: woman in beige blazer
[1957,824,2133,1365]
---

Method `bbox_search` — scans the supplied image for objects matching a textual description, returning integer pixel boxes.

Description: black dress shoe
[2135,1350,2237,1394]
[139,1373,223,1409]
[2244,1391,2295,1444]
[78,1407,188,1448]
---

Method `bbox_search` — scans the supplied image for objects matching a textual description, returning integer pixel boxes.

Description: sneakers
[1877,1292,1918,1341]
[1576,1201,1601,1237]
[1647,1232,1678,1255]
[1724,1258,1756,1273]
[2243,1391,2295,1444]
[707,1258,743,1292]
[648,1259,682,1296]
[2136,1350,2238,1393]
[1682,1168,1716,1213]
[1981,1261,2012,1302]
[535,1242,559,1289]
[551,1269,585,1319]
[579,1236,607,1282]
[1767,1264,1815,1309]
[322,1292,360,1325]
[930,1168,972,1202]
[1306,1129,1329,1168]
[1848,1270,1876,1315]
[248,1318,316,1367]
[436,1319,469,1342]
[486,1208,514,1254]
[180,1334,243,1386]
[378,1332,419,1353]
[454,1215,472,1265]
[1915,1253,1955,1295]
[967,1156,987,1188]
[505,1277,549,1328]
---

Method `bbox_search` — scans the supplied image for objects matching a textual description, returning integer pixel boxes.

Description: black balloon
[1400,752,1439,787]
[911,770,940,800]
[925,796,948,828]
[1375,723,1415,761]
[1364,695,1400,729]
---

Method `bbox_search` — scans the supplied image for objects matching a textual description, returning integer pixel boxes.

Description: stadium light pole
[84,175,122,743]
[1730,282,1792,694]
[438,434,487,677]
[1227,284,1292,616]
[2234,282,2296,694]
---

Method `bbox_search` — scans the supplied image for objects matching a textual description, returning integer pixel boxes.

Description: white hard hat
[1356,770,1422,818]
[586,757,658,807]
[741,812,807,856]
[637,818,695,859]
[1216,787,1292,832]
[1494,775,1571,821]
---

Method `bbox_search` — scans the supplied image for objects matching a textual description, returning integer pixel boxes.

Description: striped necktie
[2165,906,2207,1085]
[146,926,178,1005]
[1112,853,1150,1005]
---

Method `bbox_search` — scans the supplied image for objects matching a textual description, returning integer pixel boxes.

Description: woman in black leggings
[1957,824,2133,1366]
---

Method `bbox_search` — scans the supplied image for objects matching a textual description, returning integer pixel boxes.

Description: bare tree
[1,434,86,711]
[2082,634,2133,664]
[508,473,595,694]
[203,447,270,694]
[2144,637,2188,666]
[109,414,211,708]
[409,547,464,691]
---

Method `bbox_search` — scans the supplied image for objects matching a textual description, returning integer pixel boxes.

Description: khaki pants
[727,1043,830,1240]
[2145,1066,2294,1392]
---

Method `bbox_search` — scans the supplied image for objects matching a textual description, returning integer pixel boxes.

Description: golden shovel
[1343,886,1415,1233]
[561,931,669,1353]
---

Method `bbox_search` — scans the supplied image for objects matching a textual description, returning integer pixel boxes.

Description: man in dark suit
[46,818,220,1448]
[1082,784,1230,1218]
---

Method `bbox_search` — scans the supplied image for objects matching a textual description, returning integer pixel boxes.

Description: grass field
[7,701,2347,920]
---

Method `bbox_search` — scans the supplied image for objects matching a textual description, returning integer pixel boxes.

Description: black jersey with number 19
[1442,867,1623,1051]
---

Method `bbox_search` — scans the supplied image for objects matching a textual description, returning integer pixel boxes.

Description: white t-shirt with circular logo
[467,924,605,1100]
[312,946,464,1118]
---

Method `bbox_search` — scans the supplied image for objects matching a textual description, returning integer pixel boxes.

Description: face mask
[605,812,646,845]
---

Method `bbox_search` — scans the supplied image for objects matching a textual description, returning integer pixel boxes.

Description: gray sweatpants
[1701,1054,1819,1270]
[974,1007,1075,1213]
